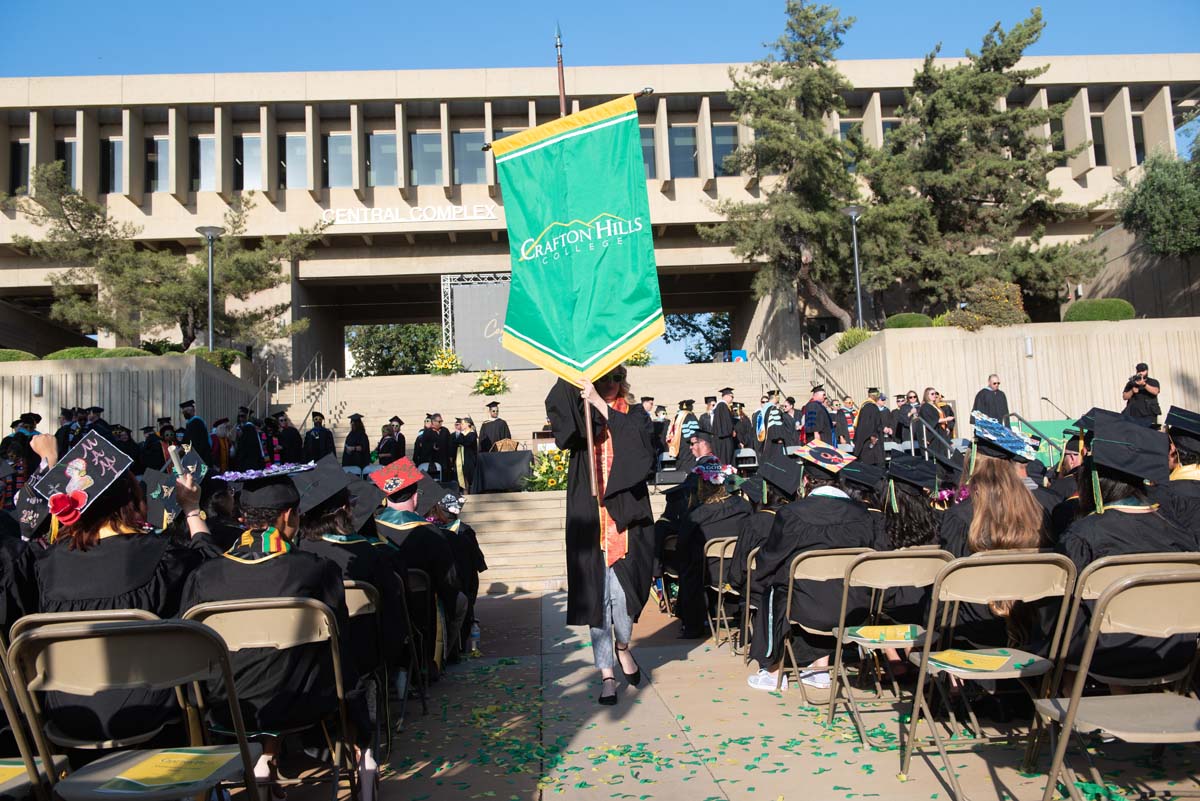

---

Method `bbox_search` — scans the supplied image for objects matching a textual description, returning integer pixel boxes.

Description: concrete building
[1,55,1197,376]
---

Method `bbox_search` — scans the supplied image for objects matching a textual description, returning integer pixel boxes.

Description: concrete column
[122,108,144,205]
[862,92,884,148]
[697,96,715,188]
[1063,87,1094,180]
[214,105,233,199]
[350,102,365,198]
[75,109,99,200]
[527,100,537,128]
[440,101,452,197]
[304,104,320,198]
[654,97,670,189]
[484,100,496,196]
[28,110,54,195]
[0,118,9,196]
[168,106,188,202]
[1027,89,1051,151]
[571,99,580,115]
[260,104,278,201]
[394,103,409,193]
[1141,85,1176,158]
[1102,87,1136,176]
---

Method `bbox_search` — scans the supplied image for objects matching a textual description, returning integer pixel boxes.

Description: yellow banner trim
[502,315,664,387]
[489,95,637,159]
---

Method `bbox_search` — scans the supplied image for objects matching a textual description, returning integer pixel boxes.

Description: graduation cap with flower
[32,430,133,528]
[690,455,736,485]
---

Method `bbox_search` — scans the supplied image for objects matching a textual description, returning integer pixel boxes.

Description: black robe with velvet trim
[546,379,656,629]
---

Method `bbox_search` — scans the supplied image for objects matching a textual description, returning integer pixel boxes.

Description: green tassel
[888,479,899,513]
[968,441,978,480]
[762,479,768,505]
[1091,467,1104,515]
[799,464,805,498]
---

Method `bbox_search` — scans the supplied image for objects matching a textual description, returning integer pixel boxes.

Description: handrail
[908,415,959,462]
[753,334,786,395]
[297,368,338,432]
[292,352,325,405]
[801,331,850,402]
[1003,412,1064,463]
[247,369,274,420]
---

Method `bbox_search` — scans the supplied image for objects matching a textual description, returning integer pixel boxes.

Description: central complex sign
[320,204,499,225]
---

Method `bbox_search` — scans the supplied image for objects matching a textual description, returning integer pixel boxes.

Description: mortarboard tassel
[888,479,899,514]
[1091,466,1104,515]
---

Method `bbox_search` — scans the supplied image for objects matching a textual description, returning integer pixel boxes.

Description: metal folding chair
[702,537,740,649]
[0,631,69,801]
[661,534,680,617]
[741,546,761,664]
[343,466,364,478]
[343,580,391,759]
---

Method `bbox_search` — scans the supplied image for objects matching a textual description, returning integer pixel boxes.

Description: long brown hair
[594,364,634,404]
[59,472,147,551]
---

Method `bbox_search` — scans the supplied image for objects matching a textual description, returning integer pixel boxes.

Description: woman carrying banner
[545,365,656,706]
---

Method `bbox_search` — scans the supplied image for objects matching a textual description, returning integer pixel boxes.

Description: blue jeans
[589,567,633,671]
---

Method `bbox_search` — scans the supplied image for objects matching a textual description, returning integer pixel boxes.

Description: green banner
[1013,418,1076,468]
[491,94,664,384]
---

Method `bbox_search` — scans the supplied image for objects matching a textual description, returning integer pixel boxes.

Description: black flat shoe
[615,644,641,687]
[598,676,618,706]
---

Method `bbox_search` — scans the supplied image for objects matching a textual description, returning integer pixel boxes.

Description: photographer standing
[1123,362,1162,425]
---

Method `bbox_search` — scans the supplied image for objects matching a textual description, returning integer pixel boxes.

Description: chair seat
[836,624,926,649]
[0,755,70,798]
[53,745,262,801]
[909,647,1051,679]
[1035,693,1200,745]
[44,718,171,750]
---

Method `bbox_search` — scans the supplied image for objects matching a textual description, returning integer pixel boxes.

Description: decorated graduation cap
[970,411,1039,465]
[1165,406,1200,454]
[439,492,465,516]
[792,443,855,480]
[173,448,209,483]
[369,457,423,496]
[143,468,181,529]
[13,488,50,539]
[292,454,353,516]
[32,430,134,527]
[757,451,804,499]
[346,477,386,534]
[691,456,736,486]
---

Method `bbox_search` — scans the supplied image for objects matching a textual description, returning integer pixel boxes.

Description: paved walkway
[372,593,1198,801]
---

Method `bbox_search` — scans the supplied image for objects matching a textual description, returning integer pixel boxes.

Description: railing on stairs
[1003,412,1064,464]
[908,416,960,463]
[752,334,787,397]
[802,332,850,401]
[292,352,325,407]
[247,369,275,420]
[296,368,340,432]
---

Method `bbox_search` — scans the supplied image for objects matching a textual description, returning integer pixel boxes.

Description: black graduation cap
[640,396,654,403]
[718,387,734,395]
[655,405,667,414]
[678,399,695,411]
[1090,416,1171,485]
[688,428,714,442]
[179,399,196,410]
[271,411,287,420]
[484,402,500,410]
[735,475,766,503]
[415,475,444,517]
[143,468,181,529]
[888,455,939,494]
[704,396,717,404]
[31,431,134,522]
[139,426,156,435]
[841,461,886,495]
[12,488,50,539]
[59,407,74,418]
[238,406,251,415]
[157,416,173,426]
[867,387,880,395]
[390,415,404,424]
[292,454,353,516]
[87,406,104,414]
[347,477,386,534]
[348,413,364,423]
[811,384,826,394]
[932,448,965,486]
[239,475,301,511]
[311,411,325,420]
[757,451,803,497]
[1165,406,1200,453]
[19,413,38,426]
[1062,429,1084,454]
[1073,407,1122,433]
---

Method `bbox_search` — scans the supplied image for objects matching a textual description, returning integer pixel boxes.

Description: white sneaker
[747,669,787,691]
[798,669,831,689]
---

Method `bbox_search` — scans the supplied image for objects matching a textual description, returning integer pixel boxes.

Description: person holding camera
[1123,362,1162,425]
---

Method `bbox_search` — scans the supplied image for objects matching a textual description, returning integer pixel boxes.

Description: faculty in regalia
[852,388,889,466]
[710,387,737,466]
[479,402,511,453]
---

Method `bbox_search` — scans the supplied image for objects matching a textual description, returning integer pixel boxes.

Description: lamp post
[841,205,864,328]
[195,226,224,351]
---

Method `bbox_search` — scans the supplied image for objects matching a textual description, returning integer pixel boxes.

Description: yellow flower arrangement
[471,368,511,396]
[624,347,653,367]
[525,448,568,492]
[426,348,464,375]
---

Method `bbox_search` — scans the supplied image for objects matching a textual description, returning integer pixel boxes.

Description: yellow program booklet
[98,748,239,793]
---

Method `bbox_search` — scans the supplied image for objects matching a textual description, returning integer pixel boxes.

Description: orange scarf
[593,397,628,567]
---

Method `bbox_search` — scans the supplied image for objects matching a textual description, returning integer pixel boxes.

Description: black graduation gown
[181,542,357,732]
[917,403,949,456]
[427,428,454,482]
[1057,509,1197,679]
[140,435,167,472]
[852,403,886,465]
[936,497,1009,647]
[184,416,212,465]
[444,519,488,646]
[711,402,736,466]
[374,512,462,620]
[394,432,406,461]
[36,533,204,742]
[894,403,919,443]
[479,419,512,454]
[727,508,779,593]
[748,494,884,668]
[299,536,409,672]
[734,416,755,454]
[545,379,656,629]
[800,401,834,445]
[278,427,304,464]
[376,435,399,466]
[453,431,478,489]
[303,426,336,462]
[676,494,751,630]
[233,424,265,471]
[86,419,113,440]
[0,536,37,644]
[412,430,432,468]
[972,388,1009,421]
[1156,478,1200,548]
[342,430,371,469]
[54,424,76,462]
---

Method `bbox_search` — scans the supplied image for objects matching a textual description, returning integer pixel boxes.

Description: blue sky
[8,0,1196,364]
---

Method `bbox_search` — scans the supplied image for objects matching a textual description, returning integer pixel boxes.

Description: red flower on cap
[48,490,89,526]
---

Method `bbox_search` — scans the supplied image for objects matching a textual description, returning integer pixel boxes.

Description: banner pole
[583,396,599,498]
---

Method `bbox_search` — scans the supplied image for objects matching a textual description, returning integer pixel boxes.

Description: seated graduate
[746,445,886,692]
[180,466,377,796]
[295,456,410,678]
[654,430,713,580]
[840,460,888,543]
[726,452,803,595]
[675,450,750,639]
[1159,406,1200,545]
[33,431,208,744]
[1056,416,1196,680]
[424,486,487,653]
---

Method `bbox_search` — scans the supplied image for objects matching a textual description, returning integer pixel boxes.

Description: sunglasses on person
[906,394,917,400]
[990,380,1000,387]
[599,370,627,383]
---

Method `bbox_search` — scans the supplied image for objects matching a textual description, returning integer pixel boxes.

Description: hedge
[1063,298,1135,322]
[104,347,155,358]
[0,349,37,362]
[885,312,934,329]
[43,347,109,360]
[189,347,243,370]
[837,327,873,353]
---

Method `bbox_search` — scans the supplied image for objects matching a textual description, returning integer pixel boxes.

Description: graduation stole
[667,410,687,457]
[756,403,774,443]
[593,397,629,567]
[321,532,371,545]
[1170,463,1200,483]
[225,526,292,561]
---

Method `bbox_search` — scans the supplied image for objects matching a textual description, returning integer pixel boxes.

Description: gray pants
[589,567,632,671]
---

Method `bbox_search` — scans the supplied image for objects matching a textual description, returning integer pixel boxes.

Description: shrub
[885,313,934,329]
[0,349,37,362]
[43,347,108,360]
[943,279,1031,331]
[624,347,653,366]
[931,311,952,327]
[837,327,873,353]
[104,347,155,358]
[189,347,243,371]
[1063,298,1136,322]
[140,338,186,355]
[471,368,510,396]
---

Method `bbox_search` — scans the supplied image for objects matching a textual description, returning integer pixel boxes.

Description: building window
[189,136,216,192]
[711,123,738,176]
[145,137,169,193]
[101,139,123,194]
[1048,117,1067,167]
[1090,116,1107,167]
[838,120,860,140]
[279,133,307,190]
[640,126,656,179]
[1132,115,1146,165]
[668,126,698,179]
[452,131,486,185]
[881,120,901,140]
[55,140,77,189]
[235,135,262,191]
[410,132,442,185]
[8,141,29,195]
[322,133,353,188]
[367,132,397,187]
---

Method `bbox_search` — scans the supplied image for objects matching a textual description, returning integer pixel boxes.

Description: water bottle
[468,621,481,656]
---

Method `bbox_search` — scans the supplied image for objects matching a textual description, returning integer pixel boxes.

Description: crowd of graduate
[0,411,489,799]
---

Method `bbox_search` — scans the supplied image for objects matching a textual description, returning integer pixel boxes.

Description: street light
[841,205,864,328]
[195,226,224,351]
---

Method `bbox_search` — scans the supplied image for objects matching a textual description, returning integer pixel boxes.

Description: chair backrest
[1093,569,1200,640]
[344,580,379,618]
[182,597,336,651]
[406,568,432,594]
[845,549,955,590]
[363,464,383,476]
[0,637,50,800]
[935,551,1075,606]
[1077,553,1200,601]
[791,548,872,583]
[735,448,758,467]
[343,466,364,477]
[702,537,738,561]
[10,608,160,643]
